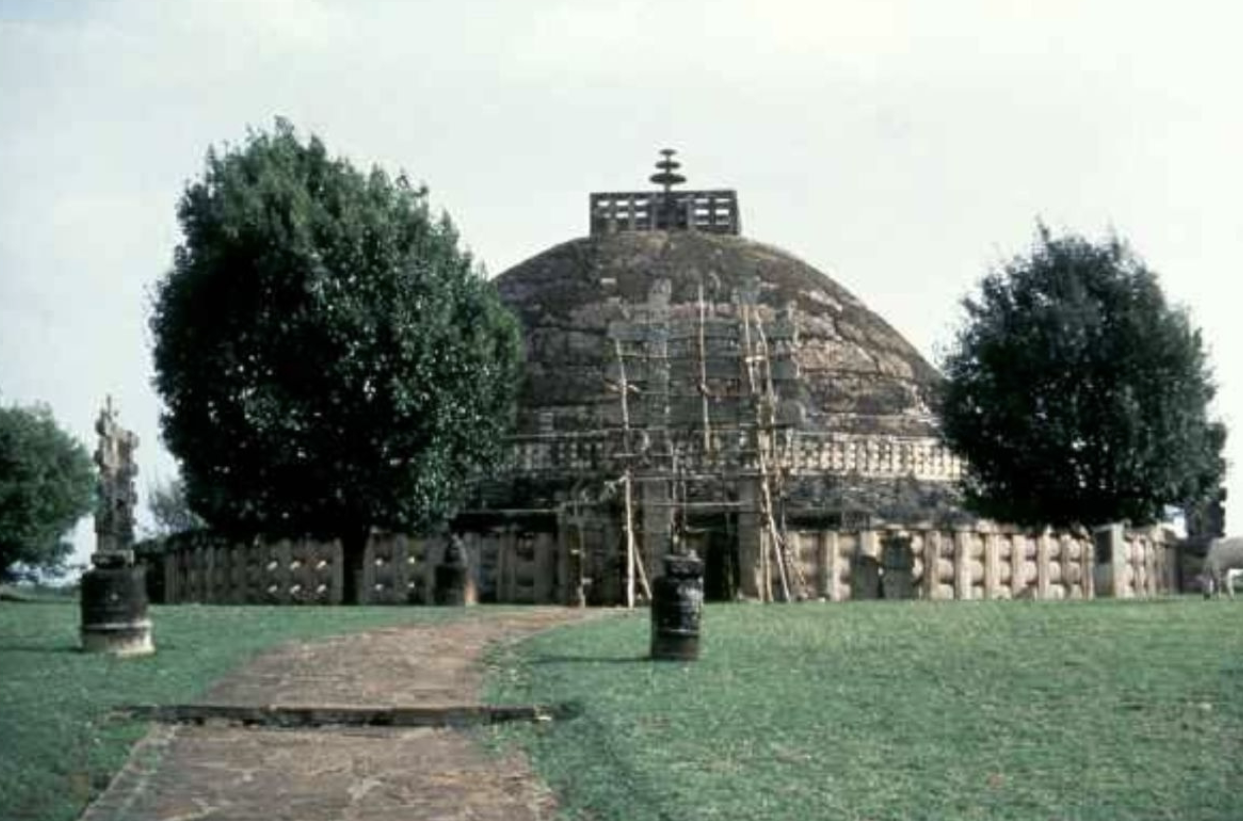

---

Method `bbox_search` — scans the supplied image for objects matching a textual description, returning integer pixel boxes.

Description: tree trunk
[340,526,371,605]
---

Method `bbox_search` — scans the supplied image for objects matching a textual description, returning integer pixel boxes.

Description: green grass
[486,600,1243,821]
[0,601,466,821]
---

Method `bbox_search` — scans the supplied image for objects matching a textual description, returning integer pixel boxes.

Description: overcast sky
[2,0,1240,566]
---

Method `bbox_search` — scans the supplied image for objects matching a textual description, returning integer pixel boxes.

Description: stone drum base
[81,619,154,657]
[650,552,704,661]
[650,630,699,662]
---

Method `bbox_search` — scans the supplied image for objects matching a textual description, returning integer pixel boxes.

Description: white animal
[1200,537,1243,598]
[1227,568,1243,597]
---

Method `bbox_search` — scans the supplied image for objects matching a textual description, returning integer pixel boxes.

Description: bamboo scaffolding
[565,494,588,607]
[610,337,654,607]
[613,337,638,609]
[621,471,652,600]
[754,313,808,598]
[740,302,790,602]
[697,281,713,454]
[591,293,826,605]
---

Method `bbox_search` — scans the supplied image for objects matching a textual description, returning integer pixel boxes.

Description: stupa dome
[495,229,941,440]
[465,151,963,604]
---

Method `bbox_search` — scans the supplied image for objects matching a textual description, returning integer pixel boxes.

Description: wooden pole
[614,337,636,610]
[633,521,652,601]
[740,303,790,602]
[697,281,712,454]
[622,473,637,608]
[755,313,806,599]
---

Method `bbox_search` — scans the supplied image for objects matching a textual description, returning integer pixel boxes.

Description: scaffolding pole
[697,280,713,454]
[754,311,808,599]
[611,337,653,607]
[741,302,791,602]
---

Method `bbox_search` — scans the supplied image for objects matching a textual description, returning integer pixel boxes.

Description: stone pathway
[81,608,601,821]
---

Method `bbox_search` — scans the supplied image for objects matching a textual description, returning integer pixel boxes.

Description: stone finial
[649,148,686,193]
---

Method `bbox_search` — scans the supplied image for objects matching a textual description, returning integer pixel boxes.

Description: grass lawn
[0,600,465,821]
[486,600,1243,821]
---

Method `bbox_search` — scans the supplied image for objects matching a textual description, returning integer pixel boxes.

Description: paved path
[82,609,600,821]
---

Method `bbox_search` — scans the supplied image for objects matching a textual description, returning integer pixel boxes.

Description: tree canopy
[150,120,523,601]
[0,402,95,581]
[939,226,1225,529]
[145,477,205,539]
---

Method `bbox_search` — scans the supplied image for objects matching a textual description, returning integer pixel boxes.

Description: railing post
[953,529,970,600]
[983,528,999,599]
[1036,531,1051,600]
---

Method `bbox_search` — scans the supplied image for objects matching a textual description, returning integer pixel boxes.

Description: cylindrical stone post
[80,558,154,656]
[650,551,704,661]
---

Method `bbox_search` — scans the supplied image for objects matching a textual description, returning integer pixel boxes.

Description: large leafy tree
[0,402,95,581]
[940,226,1224,529]
[151,120,522,602]
[145,477,205,538]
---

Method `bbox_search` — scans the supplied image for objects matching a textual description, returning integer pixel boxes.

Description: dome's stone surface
[495,230,941,438]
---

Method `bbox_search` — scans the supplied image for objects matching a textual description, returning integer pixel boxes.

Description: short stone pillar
[650,551,703,661]
[433,536,474,606]
[1093,524,1126,598]
[880,536,915,600]
[850,554,880,600]
[81,553,154,656]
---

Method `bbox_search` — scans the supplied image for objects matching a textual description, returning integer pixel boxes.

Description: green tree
[940,225,1224,529]
[150,120,522,602]
[146,476,205,538]
[0,402,95,581]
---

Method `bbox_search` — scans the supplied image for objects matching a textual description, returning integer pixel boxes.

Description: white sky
[2,0,1240,567]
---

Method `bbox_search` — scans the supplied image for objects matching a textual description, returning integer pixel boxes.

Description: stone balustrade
[504,431,963,481]
[153,520,1176,606]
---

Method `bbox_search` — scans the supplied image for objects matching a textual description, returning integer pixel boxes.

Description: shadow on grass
[0,642,81,654]
[528,653,650,665]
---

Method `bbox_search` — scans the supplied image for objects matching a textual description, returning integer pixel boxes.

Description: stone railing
[154,529,558,606]
[785,433,962,480]
[785,522,1177,601]
[589,189,740,235]
[503,431,963,482]
[159,532,428,605]
[153,520,1178,606]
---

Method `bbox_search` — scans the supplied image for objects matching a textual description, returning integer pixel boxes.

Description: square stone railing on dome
[787,433,964,481]
[500,430,963,482]
[590,190,740,235]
